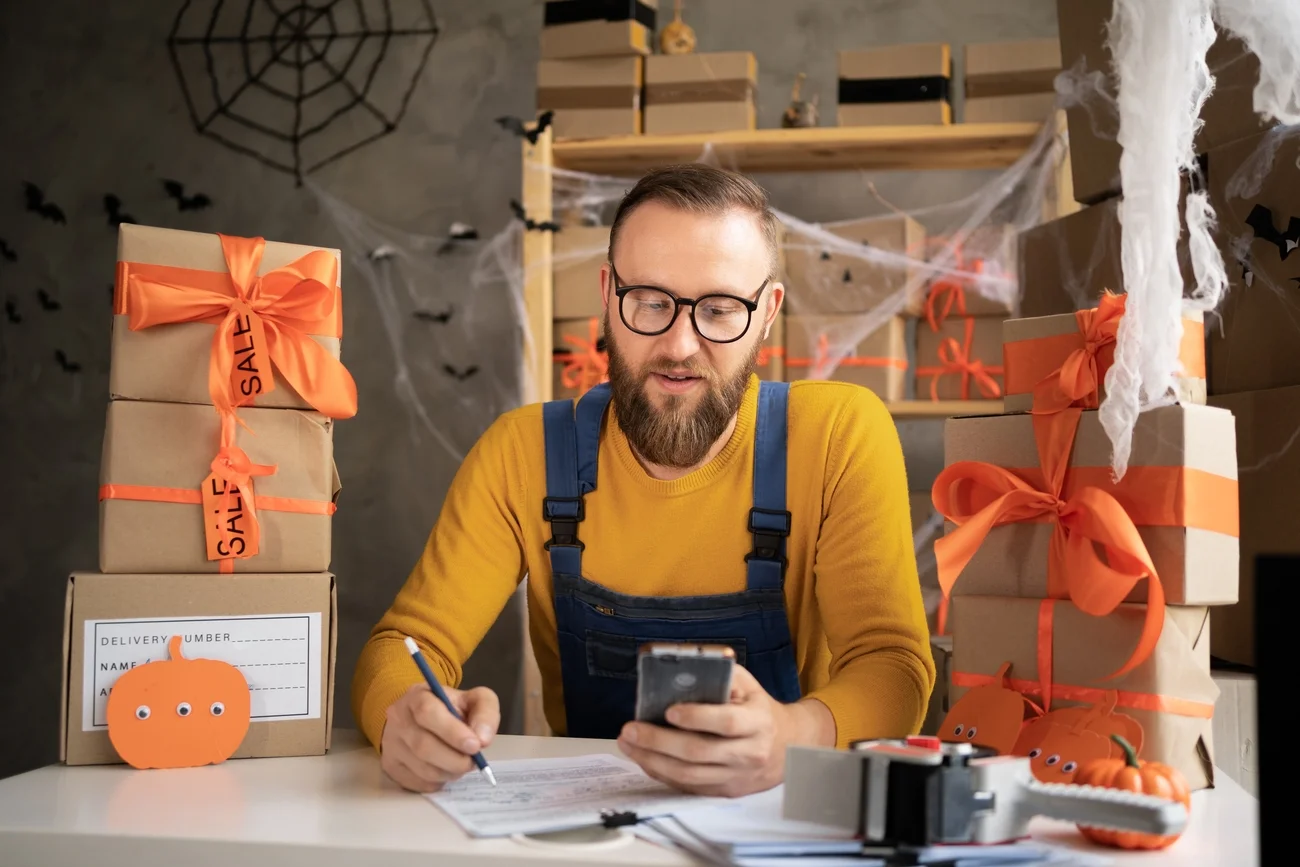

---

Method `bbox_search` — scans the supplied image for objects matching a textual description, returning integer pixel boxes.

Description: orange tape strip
[951,670,1214,719]
[99,484,337,516]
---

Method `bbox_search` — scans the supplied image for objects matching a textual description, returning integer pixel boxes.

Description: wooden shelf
[551,122,1046,175]
[886,400,1003,419]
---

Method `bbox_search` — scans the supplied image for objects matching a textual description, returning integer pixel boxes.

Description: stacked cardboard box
[552,225,611,400]
[837,43,952,127]
[62,224,345,766]
[962,39,1061,124]
[644,51,758,135]
[935,295,1235,790]
[780,215,923,401]
[535,0,657,139]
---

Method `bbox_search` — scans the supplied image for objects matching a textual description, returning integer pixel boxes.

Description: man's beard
[604,311,760,469]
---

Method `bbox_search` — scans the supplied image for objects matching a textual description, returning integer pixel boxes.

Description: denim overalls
[542,380,803,739]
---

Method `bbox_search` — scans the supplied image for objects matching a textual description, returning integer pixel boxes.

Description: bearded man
[352,163,934,798]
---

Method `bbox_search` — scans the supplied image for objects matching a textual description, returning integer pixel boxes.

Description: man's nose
[657,305,703,360]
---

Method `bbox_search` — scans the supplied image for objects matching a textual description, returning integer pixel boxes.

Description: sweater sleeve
[350,412,529,752]
[804,387,936,747]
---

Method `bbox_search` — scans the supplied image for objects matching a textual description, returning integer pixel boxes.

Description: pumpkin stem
[168,635,186,661]
[995,661,1012,684]
[1111,734,1139,768]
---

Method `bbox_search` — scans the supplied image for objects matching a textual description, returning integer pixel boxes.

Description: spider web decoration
[167,0,439,183]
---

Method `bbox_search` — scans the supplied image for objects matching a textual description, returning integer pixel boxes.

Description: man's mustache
[640,359,716,381]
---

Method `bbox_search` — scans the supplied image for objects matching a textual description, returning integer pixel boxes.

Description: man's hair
[608,164,782,281]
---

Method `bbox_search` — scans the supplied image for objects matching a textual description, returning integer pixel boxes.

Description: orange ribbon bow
[932,407,1165,680]
[916,316,1004,401]
[1030,291,1125,414]
[122,234,358,420]
[555,317,608,395]
[924,255,988,332]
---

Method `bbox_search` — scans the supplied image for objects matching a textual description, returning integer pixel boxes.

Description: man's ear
[764,282,785,338]
[599,263,612,312]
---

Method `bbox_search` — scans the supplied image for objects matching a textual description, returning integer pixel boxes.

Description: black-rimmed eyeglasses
[611,265,769,344]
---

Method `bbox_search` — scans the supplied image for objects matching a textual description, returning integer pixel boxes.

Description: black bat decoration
[1245,204,1300,262]
[442,364,479,381]
[4,300,20,324]
[494,110,555,144]
[54,349,81,373]
[842,268,853,282]
[162,179,214,211]
[104,194,136,227]
[0,238,16,262]
[509,199,561,233]
[819,250,831,261]
[436,222,480,255]
[413,306,454,324]
[36,288,61,311]
[23,182,66,225]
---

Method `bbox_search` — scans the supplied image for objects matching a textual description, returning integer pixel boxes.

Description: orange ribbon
[915,316,1004,401]
[118,234,357,420]
[785,333,909,376]
[757,345,786,367]
[554,317,609,396]
[923,248,990,331]
[933,408,1166,679]
[206,433,276,562]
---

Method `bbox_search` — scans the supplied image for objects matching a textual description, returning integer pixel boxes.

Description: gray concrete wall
[0,0,1057,779]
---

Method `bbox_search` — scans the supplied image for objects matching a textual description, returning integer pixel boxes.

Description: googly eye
[1046,754,1061,766]
[1063,761,1078,774]
[135,705,151,721]
[1029,748,1042,759]
[952,724,964,736]
[177,702,192,717]
[210,702,225,717]
[966,726,978,740]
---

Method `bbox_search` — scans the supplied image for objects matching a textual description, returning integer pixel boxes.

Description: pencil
[402,635,498,786]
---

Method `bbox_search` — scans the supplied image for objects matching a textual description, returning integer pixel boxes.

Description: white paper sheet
[82,613,322,732]
[427,754,716,838]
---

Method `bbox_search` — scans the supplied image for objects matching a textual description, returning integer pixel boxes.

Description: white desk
[0,730,1259,867]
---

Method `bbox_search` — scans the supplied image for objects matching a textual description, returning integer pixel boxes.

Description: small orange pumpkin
[1075,734,1191,850]
[940,662,1041,755]
[106,635,251,769]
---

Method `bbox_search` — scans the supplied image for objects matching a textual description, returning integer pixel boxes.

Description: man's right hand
[380,681,501,792]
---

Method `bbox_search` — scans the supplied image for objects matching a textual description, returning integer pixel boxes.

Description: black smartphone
[634,642,736,726]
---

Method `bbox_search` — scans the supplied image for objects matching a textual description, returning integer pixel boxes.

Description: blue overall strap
[746,380,792,591]
[542,384,612,577]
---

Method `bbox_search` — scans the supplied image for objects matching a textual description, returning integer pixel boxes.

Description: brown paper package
[1207,385,1300,666]
[908,224,1019,317]
[915,316,1005,401]
[537,57,643,140]
[784,215,926,315]
[112,223,342,411]
[539,1,655,60]
[1001,311,1207,412]
[553,225,610,319]
[644,52,756,136]
[783,315,906,401]
[942,404,1239,606]
[100,400,338,574]
[61,571,337,766]
[838,43,952,127]
[951,595,1217,790]
[1206,129,1300,395]
[1056,0,1275,204]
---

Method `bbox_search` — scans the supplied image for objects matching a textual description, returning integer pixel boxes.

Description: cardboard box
[554,225,610,319]
[910,225,1019,317]
[920,634,953,737]
[1001,308,1206,412]
[60,571,337,766]
[100,400,338,574]
[838,43,952,127]
[1211,671,1258,796]
[951,596,1217,790]
[1015,196,1196,318]
[644,52,756,135]
[915,315,1005,401]
[940,404,1239,606]
[1056,0,1275,204]
[537,57,643,140]
[1207,385,1300,666]
[112,223,344,412]
[553,316,607,400]
[1206,128,1300,394]
[963,38,1061,124]
[783,215,926,315]
[540,0,655,59]
[784,315,907,401]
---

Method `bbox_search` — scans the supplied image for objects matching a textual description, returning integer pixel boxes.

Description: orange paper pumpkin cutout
[106,635,251,769]
[1014,701,1115,783]
[940,662,1041,754]
[1014,691,1145,760]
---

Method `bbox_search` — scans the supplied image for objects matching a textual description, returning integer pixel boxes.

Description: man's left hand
[616,665,832,798]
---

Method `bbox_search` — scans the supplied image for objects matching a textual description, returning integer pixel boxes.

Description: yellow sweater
[352,376,935,749]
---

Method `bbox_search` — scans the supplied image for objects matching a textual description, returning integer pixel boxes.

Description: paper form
[427,754,717,838]
[82,613,322,732]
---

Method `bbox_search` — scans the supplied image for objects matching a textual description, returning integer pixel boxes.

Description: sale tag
[202,471,260,562]
[229,303,272,405]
